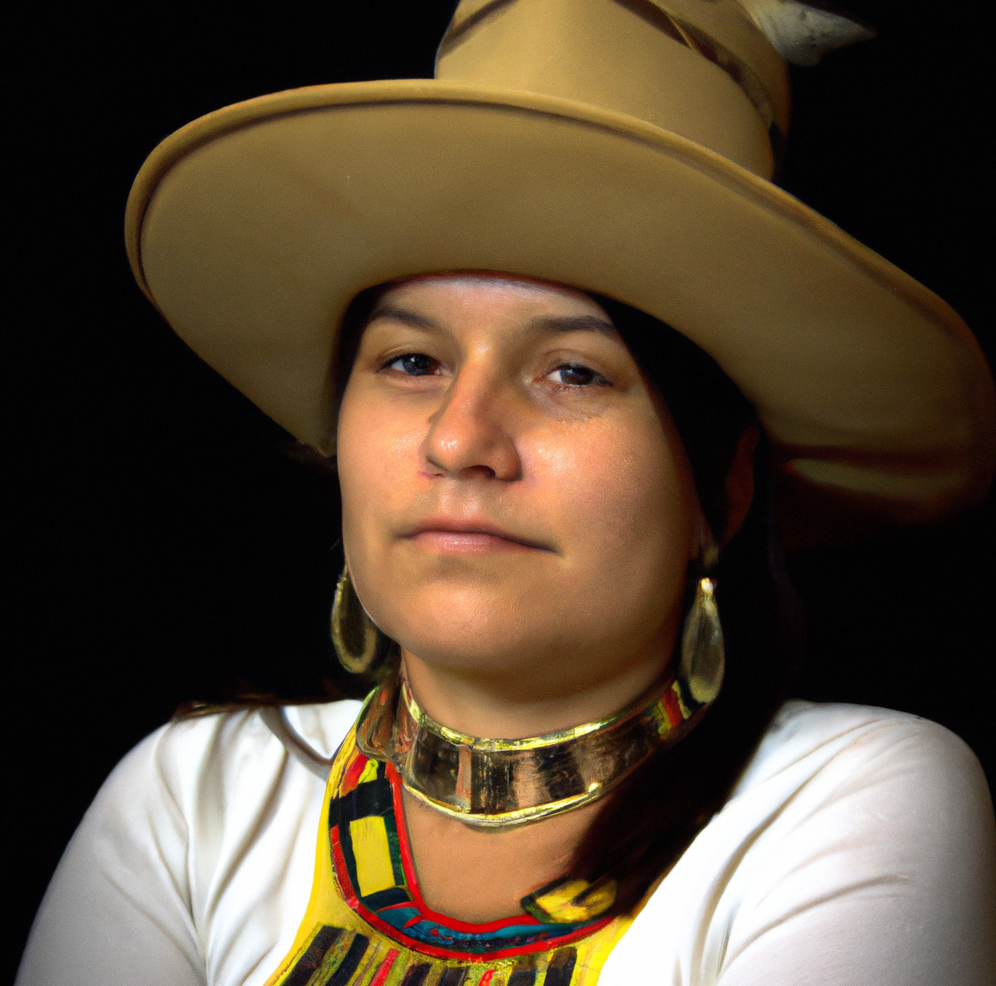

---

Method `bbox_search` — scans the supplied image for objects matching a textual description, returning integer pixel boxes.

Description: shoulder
[726,701,995,919]
[94,698,364,890]
[17,699,362,986]
[85,698,362,833]
[720,703,995,984]
[605,702,996,986]
[734,699,991,809]
[717,703,996,983]
[125,696,363,779]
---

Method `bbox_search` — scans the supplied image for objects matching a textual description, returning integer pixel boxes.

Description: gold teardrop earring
[330,564,392,675]
[679,539,724,705]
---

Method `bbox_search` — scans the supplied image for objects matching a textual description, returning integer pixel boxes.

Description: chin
[388,595,569,674]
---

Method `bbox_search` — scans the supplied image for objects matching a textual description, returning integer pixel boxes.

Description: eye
[545,363,610,387]
[383,353,439,376]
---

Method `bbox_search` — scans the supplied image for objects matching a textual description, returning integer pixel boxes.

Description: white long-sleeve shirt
[17,700,996,985]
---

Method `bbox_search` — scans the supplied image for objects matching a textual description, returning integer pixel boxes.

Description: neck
[355,658,707,830]
[401,638,676,740]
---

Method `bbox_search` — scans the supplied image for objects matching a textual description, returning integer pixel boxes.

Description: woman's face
[337,274,701,721]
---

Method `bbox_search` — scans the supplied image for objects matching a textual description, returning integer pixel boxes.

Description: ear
[722,425,759,545]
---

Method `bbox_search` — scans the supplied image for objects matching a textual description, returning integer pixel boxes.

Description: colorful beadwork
[265,727,643,986]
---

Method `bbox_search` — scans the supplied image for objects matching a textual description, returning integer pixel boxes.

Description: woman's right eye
[382,353,438,376]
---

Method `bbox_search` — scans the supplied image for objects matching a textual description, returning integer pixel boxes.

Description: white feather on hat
[735,0,875,64]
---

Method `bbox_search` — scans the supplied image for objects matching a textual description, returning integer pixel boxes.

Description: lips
[404,517,551,552]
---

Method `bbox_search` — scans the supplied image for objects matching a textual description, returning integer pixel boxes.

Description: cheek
[536,415,695,585]
[336,389,411,559]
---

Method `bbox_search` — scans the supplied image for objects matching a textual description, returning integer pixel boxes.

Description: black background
[8,1,994,978]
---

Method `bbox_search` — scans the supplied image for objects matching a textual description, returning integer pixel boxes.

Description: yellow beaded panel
[264,731,637,986]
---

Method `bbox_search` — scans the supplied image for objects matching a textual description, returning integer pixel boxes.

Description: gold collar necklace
[354,669,710,828]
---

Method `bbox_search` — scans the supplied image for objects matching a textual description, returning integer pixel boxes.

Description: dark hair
[333,283,387,416]
[594,296,755,542]
[566,297,802,912]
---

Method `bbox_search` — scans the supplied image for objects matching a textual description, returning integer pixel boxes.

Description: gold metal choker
[354,669,708,828]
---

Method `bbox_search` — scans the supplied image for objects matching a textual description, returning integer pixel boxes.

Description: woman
[16,1,996,984]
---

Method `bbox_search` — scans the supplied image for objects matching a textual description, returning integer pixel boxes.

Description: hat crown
[436,0,790,177]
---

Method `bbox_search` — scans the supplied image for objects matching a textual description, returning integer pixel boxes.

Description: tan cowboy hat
[125,0,995,531]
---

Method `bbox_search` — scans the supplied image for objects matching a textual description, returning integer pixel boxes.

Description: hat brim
[126,79,994,526]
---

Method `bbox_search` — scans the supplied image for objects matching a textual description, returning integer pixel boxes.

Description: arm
[16,724,206,986]
[716,715,996,986]
[16,703,351,986]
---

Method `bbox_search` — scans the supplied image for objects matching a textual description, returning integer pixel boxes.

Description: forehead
[372,273,614,325]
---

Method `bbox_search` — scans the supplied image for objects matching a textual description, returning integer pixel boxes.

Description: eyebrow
[368,306,617,337]
[524,314,617,336]
[367,304,438,330]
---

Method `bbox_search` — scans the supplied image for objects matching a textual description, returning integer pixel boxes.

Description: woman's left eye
[545,363,609,387]
[383,353,439,376]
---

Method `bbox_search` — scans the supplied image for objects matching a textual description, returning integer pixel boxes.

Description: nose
[422,366,521,481]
